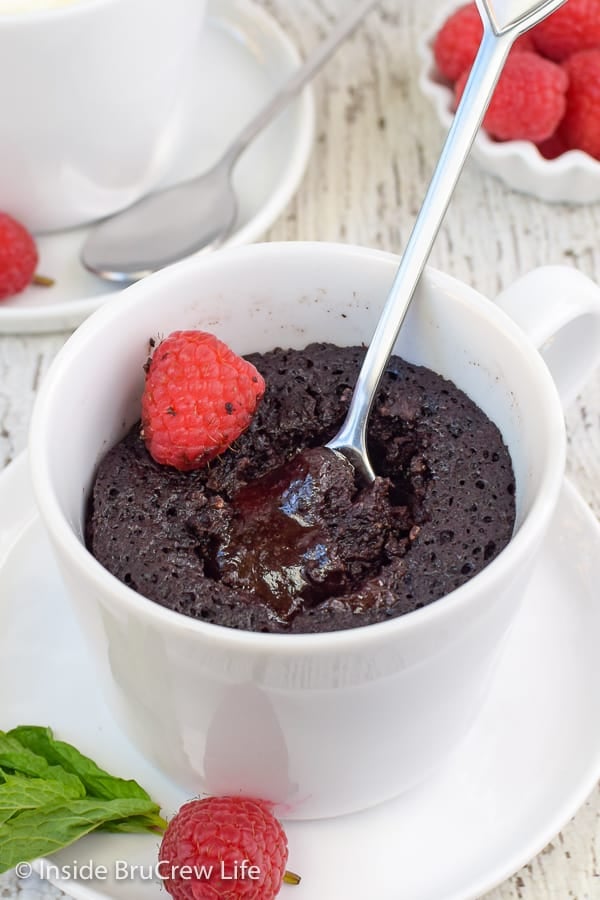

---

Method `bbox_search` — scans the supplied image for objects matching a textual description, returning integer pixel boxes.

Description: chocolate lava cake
[85,343,516,633]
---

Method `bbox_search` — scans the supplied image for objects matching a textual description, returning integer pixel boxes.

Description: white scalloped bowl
[417,4,600,204]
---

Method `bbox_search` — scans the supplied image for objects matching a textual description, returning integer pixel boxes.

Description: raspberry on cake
[141,330,266,471]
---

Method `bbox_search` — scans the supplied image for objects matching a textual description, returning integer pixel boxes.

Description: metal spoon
[81,0,381,284]
[325,0,566,483]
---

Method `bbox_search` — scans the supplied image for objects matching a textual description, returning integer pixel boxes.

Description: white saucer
[2,453,600,900]
[0,0,314,335]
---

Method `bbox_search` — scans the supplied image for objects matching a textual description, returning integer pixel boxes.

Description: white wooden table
[1,0,600,897]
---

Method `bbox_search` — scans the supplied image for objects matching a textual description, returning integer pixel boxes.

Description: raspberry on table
[531,0,600,62]
[454,50,568,143]
[158,796,293,900]
[433,2,538,83]
[559,49,600,159]
[141,330,266,471]
[0,212,38,301]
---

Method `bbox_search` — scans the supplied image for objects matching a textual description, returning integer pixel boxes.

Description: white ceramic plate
[1,453,600,900]
[0,0,315,334]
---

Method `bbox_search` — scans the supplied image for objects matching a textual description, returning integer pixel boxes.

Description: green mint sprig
[0,725,167,874]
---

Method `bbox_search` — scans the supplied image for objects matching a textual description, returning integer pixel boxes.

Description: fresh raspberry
[559,49,600,159]
[0,212,38,301]
[536,131,569,159]
[141,330,265,471]
[158,796,289,900]
[433,2,537,83]
[454,50,568,142]
[434,4,483,82]
[513,32,537,54]
[531,0,600,62]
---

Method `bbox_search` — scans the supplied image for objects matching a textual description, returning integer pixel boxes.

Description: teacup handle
[495,265,600,410]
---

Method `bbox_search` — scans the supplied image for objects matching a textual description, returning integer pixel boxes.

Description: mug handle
[494,265,600,409]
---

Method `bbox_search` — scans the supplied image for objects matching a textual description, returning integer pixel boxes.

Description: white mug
[0,0,206,233]
[29,243,600,818]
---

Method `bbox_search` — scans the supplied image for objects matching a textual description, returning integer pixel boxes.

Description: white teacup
[29,243,600,818]
[0,0,206,232]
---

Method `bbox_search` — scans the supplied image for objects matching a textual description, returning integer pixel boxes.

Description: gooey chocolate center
[210,446,412,623]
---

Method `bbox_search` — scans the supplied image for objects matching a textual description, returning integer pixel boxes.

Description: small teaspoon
[326,0,567,482]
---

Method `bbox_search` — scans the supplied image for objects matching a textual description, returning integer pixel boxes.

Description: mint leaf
[99,811,168,833]
[0,726,167,871]
[7,726,151,802]
[0,733,86,794]
[0,770,85,826]
[0,732,51,778]
[0,798,163,874]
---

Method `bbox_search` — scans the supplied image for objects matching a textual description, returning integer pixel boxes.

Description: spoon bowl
[81,0,381,283]
[82,159,237,283]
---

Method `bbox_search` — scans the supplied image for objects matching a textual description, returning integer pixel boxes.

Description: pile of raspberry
[433,0,600,160]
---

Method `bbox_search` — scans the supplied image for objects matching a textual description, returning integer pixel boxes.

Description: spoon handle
[220,0,380,170]
[327,0,565,481]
